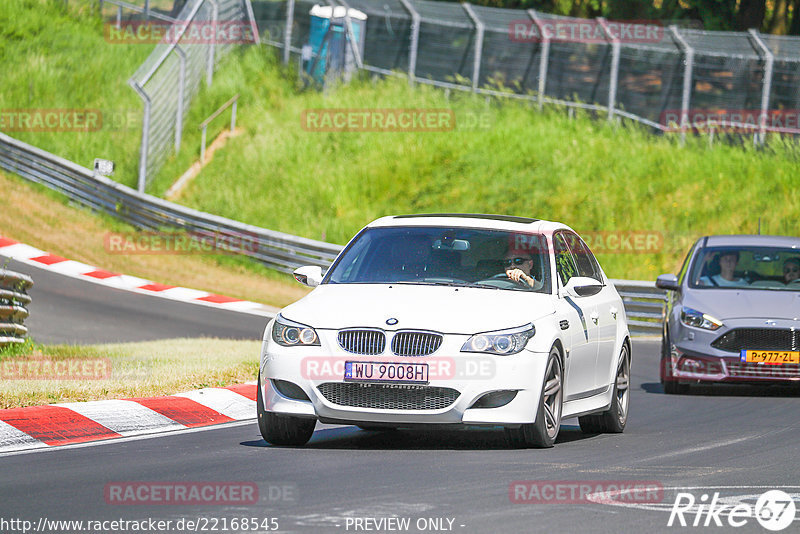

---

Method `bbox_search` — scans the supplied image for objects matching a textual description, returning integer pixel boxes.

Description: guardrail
[0,270,33,348]
[612,279,666,337]
[0,132,341,273]
[0,131,666,335]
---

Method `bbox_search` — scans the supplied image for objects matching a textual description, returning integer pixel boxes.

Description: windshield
[326,226,552,293]
[689,246,800,291]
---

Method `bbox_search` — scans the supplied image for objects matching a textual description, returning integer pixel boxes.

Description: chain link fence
[258,0,800,140]
[88,0,800,193]
[96,0,258,192]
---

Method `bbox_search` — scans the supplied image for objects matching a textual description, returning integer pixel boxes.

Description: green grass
[159,46,800,280]
[0,0,151,187]
[0,337,259,408]
[4,2,800,282]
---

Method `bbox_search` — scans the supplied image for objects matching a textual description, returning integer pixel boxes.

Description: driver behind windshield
[504,243,538,288]
[700,251,748,287]
[784,258,800,284]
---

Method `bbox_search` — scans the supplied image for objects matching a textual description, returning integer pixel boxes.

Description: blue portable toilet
[306,5,366,85]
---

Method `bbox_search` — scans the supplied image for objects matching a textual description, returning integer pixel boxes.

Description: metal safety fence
[0,270,33,348]
[94,0,258,192]
[612,279,665,336]
[84,1,800,193]
[259,0,800,140]
[0,128,665,335]
[0,132,340,273]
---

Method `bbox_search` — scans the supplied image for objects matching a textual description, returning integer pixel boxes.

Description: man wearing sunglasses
[503,251,537,288]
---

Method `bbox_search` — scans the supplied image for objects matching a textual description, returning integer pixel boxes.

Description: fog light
[273,379,310,401]
[677,357,722,375]
[469,390,517,409]
[679,358,702,371]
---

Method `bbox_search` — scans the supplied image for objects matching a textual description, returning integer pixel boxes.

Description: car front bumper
[260,346,550,426]
[667,344,800,384]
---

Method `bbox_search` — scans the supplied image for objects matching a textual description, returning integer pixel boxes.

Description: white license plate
[344,361,429,384]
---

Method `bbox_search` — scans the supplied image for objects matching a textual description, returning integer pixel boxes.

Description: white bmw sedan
[258,214,631,448]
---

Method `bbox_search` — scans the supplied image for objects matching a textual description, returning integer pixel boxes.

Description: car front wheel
[505,346,563,448]
[257,372,316,446]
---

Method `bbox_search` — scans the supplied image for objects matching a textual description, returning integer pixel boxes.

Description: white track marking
[44,260,97,276]
[0,420,49,453]
[0,419,257,458]
[55,399,183,436]
[1,243,45,259]
[1,240,277,317]
[176,388,256,420]
[159,287,211,300]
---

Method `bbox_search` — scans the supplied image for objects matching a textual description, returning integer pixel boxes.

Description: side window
[564,232,602,282]
[554,233,578,286]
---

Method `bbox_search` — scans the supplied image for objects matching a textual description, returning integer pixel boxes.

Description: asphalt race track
[2,328,800,533]
[0,256,267,344]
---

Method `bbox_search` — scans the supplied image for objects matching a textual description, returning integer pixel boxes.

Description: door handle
[590,311,599,324]
[610,306,618,320]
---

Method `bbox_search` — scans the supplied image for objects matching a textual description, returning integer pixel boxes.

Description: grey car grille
[727,362,800,379]
[711,328,800,353]
[317,383,460,410]
[338,329,386,355]
[391,331,442,356]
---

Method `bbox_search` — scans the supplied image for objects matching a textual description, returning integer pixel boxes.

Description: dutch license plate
[344,361,429,384]
[740,350,800,364]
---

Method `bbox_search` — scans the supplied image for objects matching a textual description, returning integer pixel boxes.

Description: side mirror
[564,276,604,297]
[293,265,323,288]
[656,274,679,291]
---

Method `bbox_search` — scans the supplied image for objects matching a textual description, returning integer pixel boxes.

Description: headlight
[461,323,535,355]
[680,307,723,331]
[271,314,320,347]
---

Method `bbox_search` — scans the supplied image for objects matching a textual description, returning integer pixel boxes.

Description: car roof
[367,214,571,234]
[701,234,800,248]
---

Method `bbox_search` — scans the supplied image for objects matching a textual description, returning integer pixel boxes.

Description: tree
[735,0,767,30]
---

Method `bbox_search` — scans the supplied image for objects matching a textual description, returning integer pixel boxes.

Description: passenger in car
[783,258,800,284]
[699,251,748,287]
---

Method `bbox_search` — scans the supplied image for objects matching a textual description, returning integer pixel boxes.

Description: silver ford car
[656,235,800,393]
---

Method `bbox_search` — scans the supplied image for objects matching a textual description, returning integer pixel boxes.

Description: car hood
[684,288,800,321]
[279,284,556,334]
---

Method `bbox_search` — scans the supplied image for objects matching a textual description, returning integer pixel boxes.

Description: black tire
[660,331,689,395]
[505,346,563,448]
[578,344,630,434]
[257,372,316,446]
